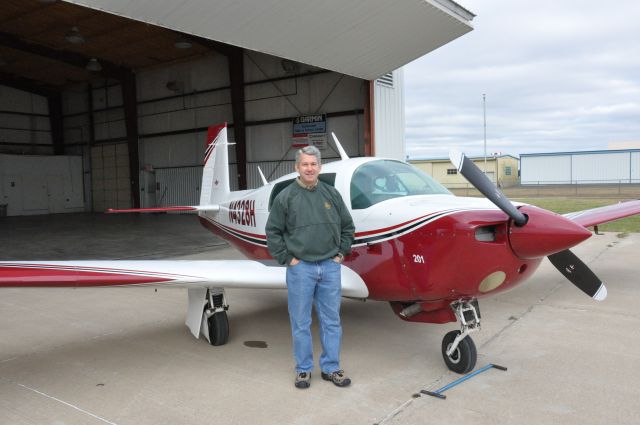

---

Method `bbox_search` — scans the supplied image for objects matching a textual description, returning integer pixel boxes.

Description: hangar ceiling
[0,0,216,92]
[0,0,474,93]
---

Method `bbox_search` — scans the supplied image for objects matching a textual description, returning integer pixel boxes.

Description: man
[266,145,355,389]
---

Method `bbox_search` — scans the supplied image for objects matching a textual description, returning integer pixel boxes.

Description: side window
[268,173,336,210]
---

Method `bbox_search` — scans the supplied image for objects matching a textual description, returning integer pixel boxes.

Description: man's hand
[333,253,344,264]
[290,257,300,266]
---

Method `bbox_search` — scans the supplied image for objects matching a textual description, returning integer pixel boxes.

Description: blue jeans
[286,258,342,374]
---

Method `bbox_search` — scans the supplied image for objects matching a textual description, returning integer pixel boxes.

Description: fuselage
[198,157,543,306]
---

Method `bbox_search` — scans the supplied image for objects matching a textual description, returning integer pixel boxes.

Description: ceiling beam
[0,31,130,81]
[0,71,58,97]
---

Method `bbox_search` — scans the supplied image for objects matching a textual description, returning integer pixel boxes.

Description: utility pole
[483,93,487,175]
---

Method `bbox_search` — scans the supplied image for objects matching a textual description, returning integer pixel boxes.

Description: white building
[520,149,640,185]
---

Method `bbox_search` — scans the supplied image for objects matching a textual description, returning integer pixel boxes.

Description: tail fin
[200,123,230,205]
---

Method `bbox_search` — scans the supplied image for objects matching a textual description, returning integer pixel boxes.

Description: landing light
[479,271,506,293]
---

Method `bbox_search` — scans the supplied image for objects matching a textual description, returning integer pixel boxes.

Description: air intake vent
[376,72,394,88]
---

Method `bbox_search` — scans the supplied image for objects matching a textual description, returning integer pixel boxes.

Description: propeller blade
[547,249,607,301]
[449,149,528,226]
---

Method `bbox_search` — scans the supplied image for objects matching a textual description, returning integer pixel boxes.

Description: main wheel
[207,311,229,346]
[441,330,477,374]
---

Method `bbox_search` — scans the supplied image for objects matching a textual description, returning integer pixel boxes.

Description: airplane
[2,122,639,374]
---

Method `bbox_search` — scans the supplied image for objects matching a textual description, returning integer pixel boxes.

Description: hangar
[520,149,640,185]
[0,0,475,216]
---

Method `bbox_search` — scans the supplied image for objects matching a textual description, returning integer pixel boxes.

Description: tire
[208,311,229,346]
[441,330,477,374]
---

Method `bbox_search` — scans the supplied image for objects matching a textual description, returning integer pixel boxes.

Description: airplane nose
[508,206,592,259]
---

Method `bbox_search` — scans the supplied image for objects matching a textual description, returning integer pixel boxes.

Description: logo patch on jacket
[324,201,332,209]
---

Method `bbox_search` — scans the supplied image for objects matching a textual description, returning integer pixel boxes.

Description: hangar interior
[0,0,474,216]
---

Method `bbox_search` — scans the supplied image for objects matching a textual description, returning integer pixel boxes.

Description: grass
[513,197,640,233]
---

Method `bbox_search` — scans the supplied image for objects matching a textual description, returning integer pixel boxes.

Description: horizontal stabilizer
[106,205,220,214]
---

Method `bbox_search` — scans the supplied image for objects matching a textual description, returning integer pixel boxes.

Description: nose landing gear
[441,299,480,374]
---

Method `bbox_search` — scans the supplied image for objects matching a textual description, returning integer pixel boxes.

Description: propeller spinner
[449,149,607,301]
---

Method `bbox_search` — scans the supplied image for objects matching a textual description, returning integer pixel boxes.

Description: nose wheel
[441,299,480,374]
[442,330,477,374]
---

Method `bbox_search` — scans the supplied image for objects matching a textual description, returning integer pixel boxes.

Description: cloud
[404,0,640,158]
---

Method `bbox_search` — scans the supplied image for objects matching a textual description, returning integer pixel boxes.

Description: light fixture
[174,37,192,49]
[65,27,85,44]
[86,58,102,72]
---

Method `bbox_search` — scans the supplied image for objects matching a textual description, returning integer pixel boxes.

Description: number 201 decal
[412,254,425,264]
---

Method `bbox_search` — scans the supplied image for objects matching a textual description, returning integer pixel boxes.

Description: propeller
[449,149,607,301]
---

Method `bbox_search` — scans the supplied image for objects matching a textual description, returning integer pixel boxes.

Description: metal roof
[64,0,474,81]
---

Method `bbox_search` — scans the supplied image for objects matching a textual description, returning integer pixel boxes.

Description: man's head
[295,146,322,186]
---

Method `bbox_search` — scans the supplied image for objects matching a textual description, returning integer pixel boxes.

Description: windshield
[350,160,451,209]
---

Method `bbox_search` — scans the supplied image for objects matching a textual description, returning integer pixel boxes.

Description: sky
[403,0,640,159]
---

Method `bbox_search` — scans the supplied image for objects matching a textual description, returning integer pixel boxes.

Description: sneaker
[321,370,351,387]
[295,372,311,389]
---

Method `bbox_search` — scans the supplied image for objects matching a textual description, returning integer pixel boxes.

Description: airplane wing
[563,199,640,228]
[0,260,369,298]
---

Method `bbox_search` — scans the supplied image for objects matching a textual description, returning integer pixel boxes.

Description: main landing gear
[204,289,229,346]
[441,299,480,374]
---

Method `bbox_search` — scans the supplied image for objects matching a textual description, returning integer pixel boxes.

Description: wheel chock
[420,363,507,400]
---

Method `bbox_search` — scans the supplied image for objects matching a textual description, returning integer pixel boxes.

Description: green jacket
[266,179,355,265]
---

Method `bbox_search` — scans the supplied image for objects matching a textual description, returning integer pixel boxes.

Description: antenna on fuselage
[331,132,350,161]
[257,166,268,186]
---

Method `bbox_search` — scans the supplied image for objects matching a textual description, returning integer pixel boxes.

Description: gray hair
[295,145,322,165]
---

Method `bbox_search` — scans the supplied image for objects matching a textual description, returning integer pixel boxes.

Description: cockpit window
[350,160,451,209]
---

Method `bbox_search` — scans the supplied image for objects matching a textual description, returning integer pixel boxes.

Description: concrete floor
[1,213,639,425]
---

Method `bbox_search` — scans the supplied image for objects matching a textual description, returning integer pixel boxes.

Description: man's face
[295,153,321,186]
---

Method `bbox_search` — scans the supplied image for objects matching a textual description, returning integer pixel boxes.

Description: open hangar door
[0,0,473,215]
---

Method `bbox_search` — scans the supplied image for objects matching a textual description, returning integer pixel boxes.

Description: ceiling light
[174,37,192,49]
[65,27,85,44]
[86,58,102,72]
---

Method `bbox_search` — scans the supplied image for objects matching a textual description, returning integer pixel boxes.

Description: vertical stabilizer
[200,123,230,206]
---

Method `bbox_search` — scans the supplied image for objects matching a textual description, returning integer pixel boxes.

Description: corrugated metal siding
[572,153,630,183]
[521,155,571,184]
[632,152,640,182]
[521,151,640,184]
[374,69,405,160]
[155,167,203,207]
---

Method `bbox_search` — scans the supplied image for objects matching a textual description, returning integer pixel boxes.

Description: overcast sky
[404,0,640,159]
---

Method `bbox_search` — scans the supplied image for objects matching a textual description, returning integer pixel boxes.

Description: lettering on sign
[229,200,256,227]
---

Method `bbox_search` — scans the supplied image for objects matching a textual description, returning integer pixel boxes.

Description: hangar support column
[121,71,141,208]
[228,48,247,190]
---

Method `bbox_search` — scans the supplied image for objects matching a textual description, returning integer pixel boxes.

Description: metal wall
[0,86,52,155]
[91,143,131,211]
[521,150,640,184]
[373,69,405,160]
[0,153,84,216]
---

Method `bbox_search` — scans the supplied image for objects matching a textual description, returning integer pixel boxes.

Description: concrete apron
[1,223,638,424]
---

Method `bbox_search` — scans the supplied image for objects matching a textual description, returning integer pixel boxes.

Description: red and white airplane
[2,123,639,374]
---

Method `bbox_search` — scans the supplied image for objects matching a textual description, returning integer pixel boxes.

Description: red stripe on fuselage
[0,266,174,287]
